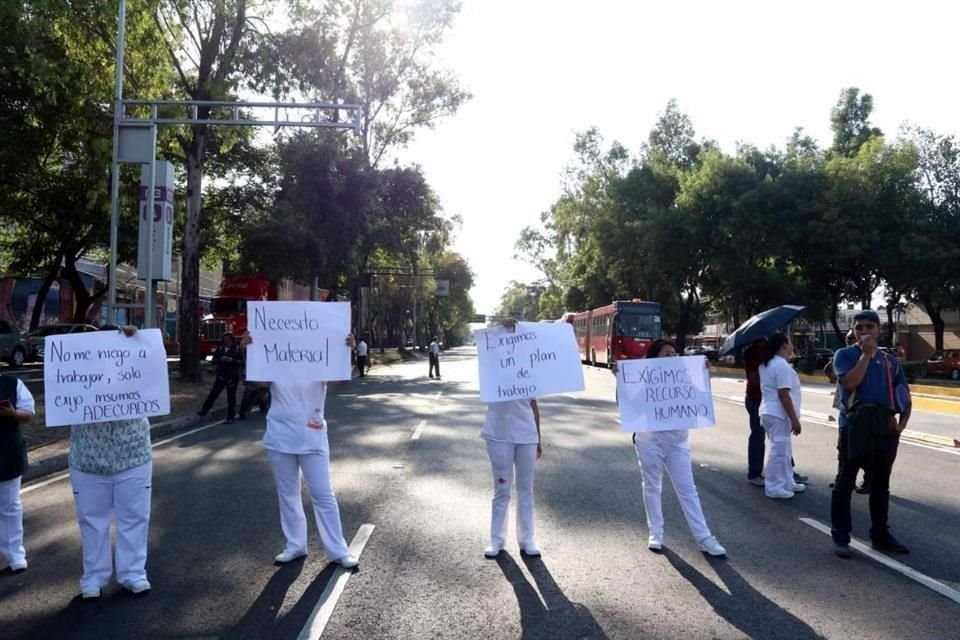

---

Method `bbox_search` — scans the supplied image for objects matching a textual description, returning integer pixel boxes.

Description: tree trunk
[178,126,207,382]
[919,294,945,352]
[829,288,843,338]
[30,262,61,330]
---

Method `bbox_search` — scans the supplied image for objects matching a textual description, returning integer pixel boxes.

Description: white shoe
[334,554,359,569]
[766,489,796,499]
[521,543,541,557]
[648,535,663,551]
[9,559,26,573]
[791,483,807,493]
[698,536,727,557]
[81,586,102,600]
[274,549,307,564]
[483,545,501,558]
[123,579,151,594]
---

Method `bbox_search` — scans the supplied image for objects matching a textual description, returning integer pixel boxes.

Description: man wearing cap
[830,310,911,557]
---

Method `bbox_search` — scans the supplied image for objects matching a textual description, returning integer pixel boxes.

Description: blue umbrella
[720,305,806,356]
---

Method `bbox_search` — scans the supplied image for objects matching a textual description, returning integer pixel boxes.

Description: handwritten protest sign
[475,322,584,403]
[245,301,351,383]
[44,328,170,427]
[616,355,715,432]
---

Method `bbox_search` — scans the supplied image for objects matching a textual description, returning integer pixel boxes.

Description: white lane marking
[23,419,227,494]
[434,391,442,401]
[411,420,427,440]
[799,517,960,604]
[298,524,376,640]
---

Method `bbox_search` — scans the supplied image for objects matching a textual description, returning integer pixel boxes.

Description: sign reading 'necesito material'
[616,355,716,432]
[44,328,170,427]
[474,322,584,403]
[245,301,352,383]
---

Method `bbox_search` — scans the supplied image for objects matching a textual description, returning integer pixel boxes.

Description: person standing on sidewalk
[69,325,152,599]
[758,333,806,500]
[355,336,368,377]
[831,310,911,557]
[198,332,242,423]
[428,337,441,379]
[618,339,726,557]
[240,331,360,570]
[0,373,35,574]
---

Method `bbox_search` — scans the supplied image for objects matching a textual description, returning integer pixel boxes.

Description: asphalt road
[2,348,959,639]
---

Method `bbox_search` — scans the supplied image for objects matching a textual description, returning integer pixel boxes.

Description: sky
[395,0,960,315]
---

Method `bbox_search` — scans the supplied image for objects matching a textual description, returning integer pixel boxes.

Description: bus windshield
[211,298,246,314]
[617,313,661,338]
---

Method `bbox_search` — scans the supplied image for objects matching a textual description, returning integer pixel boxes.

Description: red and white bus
[560,300,662,366]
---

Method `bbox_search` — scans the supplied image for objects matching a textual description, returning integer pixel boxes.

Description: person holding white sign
[616,339,726,557]
[68,326,153,599]
[758,333,806,500]
[0,373,36,574]
[240,331,360,570]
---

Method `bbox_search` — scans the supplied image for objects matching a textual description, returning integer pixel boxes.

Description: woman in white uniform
[482,397,542,558]
[617,339,726,556]
[69,325,152,599]
[758,333,806,500]
[242,332,359,569]
[0,374,35,574]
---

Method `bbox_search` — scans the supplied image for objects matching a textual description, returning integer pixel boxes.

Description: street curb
[900,429,960,449]
[23,407,227,484]
[910,396,960,416]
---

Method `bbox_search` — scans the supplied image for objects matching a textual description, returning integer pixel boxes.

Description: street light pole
[106,0,127,324]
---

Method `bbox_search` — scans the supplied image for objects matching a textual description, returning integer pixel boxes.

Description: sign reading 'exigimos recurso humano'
[616,355,716,432]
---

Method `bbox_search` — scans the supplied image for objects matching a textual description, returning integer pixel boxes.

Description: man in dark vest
[197,332,243,423]
[0,372,36,573]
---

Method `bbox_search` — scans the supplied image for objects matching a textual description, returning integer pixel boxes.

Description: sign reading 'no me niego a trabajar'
[616,355,716,432]
[474,322,584,403]
[44,329,170,427]
[245,301,352,383]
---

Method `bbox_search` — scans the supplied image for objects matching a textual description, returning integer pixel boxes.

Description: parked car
[815,348,835,368]
[25,323,99,362]
[925,350,960,381]
[684,345,719,361]
[0,320,30,368]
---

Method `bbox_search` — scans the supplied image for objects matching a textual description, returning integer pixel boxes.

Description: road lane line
[298,524,376,640]
[434,391,442,401]
[799,517,960,604]
[23,419,229,494]
[411,420,427,440]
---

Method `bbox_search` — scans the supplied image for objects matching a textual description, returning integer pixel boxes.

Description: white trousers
[634,431,712,541]
[0,476,25,566]
[266,450,350,561]
[485,441,537,548]
[70,461,152,590]
[761,415,793,493]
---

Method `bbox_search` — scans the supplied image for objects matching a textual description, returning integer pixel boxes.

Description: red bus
[561,300,662,366]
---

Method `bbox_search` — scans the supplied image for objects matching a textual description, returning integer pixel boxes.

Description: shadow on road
[663,549,826,640]
[495,551,608,640]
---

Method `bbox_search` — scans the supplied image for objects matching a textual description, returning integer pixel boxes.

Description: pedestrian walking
[428,336,441,379]
[616,339,726,557]
[68,325,153,599]
[240,332,359,569]
[356,336,368,377]
[0,373,35,574]
[758,333,806,500]
[830,310,911,557]
[197,332,242,423]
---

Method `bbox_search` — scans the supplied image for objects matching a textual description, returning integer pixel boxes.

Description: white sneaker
[274,549,307,564]
[334,554,359,569]
[698,536,727,557]
[521,543,541,557]
[81,586,102,600]
[765,489,796,499]
[483,545,501,558]
[648,535,663,551]
[9,559,26,573]
[791,483,807,493]
[123,579,151,594]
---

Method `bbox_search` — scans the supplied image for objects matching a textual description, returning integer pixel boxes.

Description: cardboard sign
[475,322,584,402]
[44,328,170,427]
[616,355,715,432]
[245,301,351,382]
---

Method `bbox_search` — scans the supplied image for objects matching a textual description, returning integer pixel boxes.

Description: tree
[830,87,883,158]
